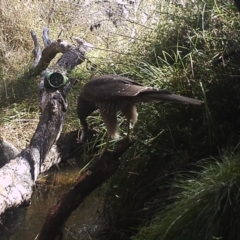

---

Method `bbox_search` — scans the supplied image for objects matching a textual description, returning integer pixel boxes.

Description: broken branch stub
[31,27,94,75]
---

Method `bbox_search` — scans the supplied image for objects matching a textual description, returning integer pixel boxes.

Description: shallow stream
[0,165,104,240]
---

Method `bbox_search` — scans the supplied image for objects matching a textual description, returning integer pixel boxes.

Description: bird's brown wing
[81,74,167,101]
[81,74,202,105]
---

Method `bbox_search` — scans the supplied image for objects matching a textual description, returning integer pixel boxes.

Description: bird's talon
[77,74,202,154]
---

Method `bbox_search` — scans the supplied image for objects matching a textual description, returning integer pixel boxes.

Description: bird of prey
[77,74,202,153]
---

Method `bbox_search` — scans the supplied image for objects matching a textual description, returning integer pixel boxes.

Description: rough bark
[31,27,94,75]
[0,140,19,167]
[0,129,99,240]
[37,138,133,240]
[0,82,70,215]
[0,28,93,215]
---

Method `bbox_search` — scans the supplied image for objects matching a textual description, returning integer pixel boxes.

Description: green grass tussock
[134,154,240,240]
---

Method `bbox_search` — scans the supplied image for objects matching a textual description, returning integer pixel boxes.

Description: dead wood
[0,139,19,168]
[0,81,72,215]
[31,27,94,75]
[37,138,133,240]
[0,28,93,215]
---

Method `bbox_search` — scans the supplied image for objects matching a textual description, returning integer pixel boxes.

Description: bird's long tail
[145,91,203,105]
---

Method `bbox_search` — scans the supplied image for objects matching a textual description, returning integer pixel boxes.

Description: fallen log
[0,28,93,215]
[37,138,133,240]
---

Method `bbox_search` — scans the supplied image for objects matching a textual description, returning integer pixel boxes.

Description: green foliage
[134,153,240,240]
[95,0,240,239]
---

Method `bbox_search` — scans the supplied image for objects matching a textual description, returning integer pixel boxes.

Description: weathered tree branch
[31,27,94,75]
[37,138,133,240]
[0,129,95,240]
[0,139,19,167]
[0,28,93,215]
[0,86,69,214]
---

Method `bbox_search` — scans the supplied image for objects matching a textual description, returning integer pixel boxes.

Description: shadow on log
[37,138,133,240]
[56,129,99,163]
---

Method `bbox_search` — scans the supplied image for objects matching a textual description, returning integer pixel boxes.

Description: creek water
[1,165,104,240]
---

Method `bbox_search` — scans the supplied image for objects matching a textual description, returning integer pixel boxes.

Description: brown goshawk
[77,74,202,151]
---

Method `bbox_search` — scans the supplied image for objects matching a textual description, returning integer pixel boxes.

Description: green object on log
[44,71,68,89]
